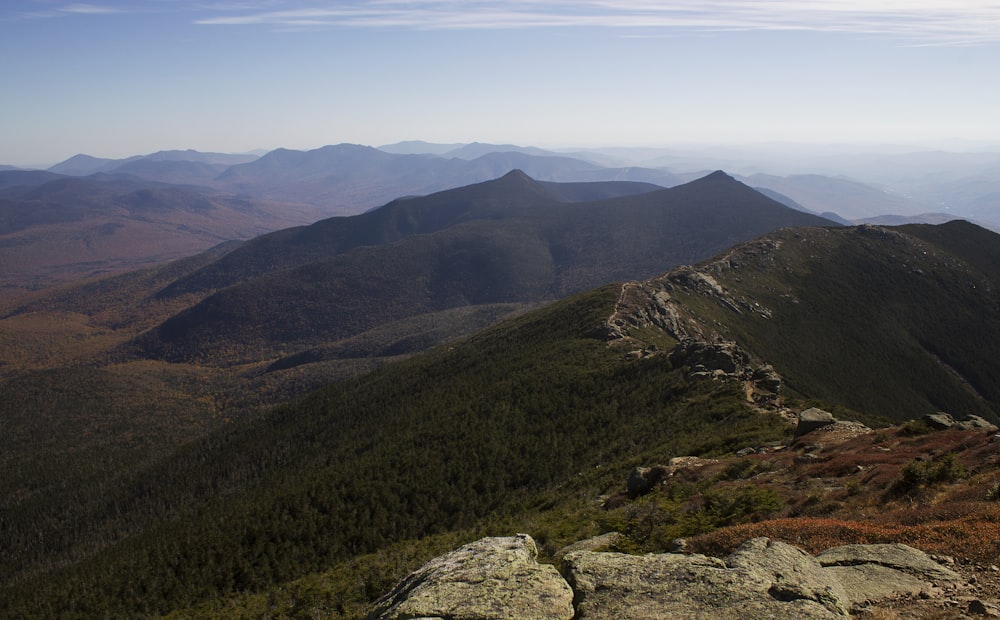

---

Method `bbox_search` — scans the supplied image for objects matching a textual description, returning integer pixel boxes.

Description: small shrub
[897,419,933,437]
[718,458,772,481]
[607,483,784,553]
[701,485,784,524]
[892,453,967,496]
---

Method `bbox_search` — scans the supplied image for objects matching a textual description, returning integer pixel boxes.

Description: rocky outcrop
[566,542,848,620]
[923,412,999,432]
[371,535,965,620]
[752,364,782,393]
[605,279,783,403]
[624,457,718,500]
[816,543,963,584]
[367,534,574,620]
[795,407,837,437]
[793,408,872,443]
[817,543,963,607]
[669,339,748,377]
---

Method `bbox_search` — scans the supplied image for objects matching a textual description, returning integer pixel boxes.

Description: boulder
[727,537,850,616]
[370,536,967,619]
[367,534,574,620]
[969,599,1000,617]
[957,415,999,432]
[752,364,782,393]
[823,563,928,605]
[923,412,957,430]
[625,459,716,499]
[795,408,837,437]
[816,543,962,584]
[563,538,849,619]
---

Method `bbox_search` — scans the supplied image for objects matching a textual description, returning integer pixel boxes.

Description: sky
[2,1,1000,166]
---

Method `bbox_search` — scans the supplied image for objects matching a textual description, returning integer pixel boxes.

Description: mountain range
[5,142,996,297]
[2,141,1000,618]
[86,170,834,368]
[1,194,997,616]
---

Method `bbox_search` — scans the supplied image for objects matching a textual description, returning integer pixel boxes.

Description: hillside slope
[0,284,793,618]
[0,172,322,293]
[125,170,836,364]
[4,220,1000,618]
[612,220,1000,422]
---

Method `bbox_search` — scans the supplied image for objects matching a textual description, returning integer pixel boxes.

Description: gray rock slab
[564,538,849,619]
[923,412,957,430]
[825,563,929,605]
[727,537,851,616]
[796,407,837,437]
[958,415,999,432]
[368,534,574,620]
[816,543,962,584]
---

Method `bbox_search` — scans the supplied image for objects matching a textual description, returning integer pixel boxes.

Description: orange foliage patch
[687,506,1000,564]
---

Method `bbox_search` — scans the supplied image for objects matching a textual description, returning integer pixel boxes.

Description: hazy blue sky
[3,1,1000,166]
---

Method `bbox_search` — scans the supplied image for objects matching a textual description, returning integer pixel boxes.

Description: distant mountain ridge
[47,149,259,176]
[0,172,324,292]
[212,143,681,212]
[40,142,985,225]
[0,144,681,295]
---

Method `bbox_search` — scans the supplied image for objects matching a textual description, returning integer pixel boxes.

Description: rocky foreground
[368,532,997,619]
[368,408,1000,619]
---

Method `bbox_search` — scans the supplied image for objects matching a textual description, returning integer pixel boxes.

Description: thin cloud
[61,4,123,14]
[192,0,1000,44]
[2,2,129,20]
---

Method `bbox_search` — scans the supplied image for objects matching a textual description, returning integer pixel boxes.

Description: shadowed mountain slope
[0,282,793,618]
[129,171,836,364]
[614,220,1000,422]
[0,169,64,189]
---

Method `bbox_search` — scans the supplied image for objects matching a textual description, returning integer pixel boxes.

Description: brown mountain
[0,173,323,296]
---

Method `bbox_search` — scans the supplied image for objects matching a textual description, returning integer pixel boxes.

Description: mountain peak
[500,168,534,182]
[701,170,736,182]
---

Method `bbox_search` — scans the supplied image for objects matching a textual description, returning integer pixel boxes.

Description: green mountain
[609,220,1000,422]
[0,281,789,619]
[2,215,998,618]
[126,170,835,365]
